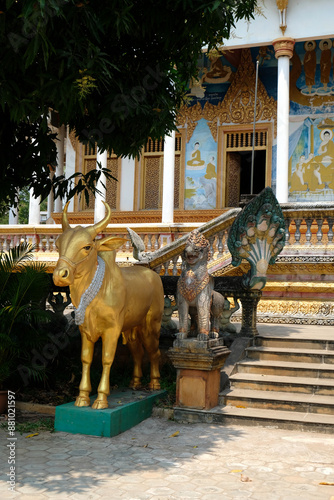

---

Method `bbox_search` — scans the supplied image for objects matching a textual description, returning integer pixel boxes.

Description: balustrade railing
[281,203,334,248]
[0,223,203,261]
[0,202,334,270]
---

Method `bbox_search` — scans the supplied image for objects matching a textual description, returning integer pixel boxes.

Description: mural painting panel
[289,117,334,202]
[291,39,334,115]
[184,119,218,210]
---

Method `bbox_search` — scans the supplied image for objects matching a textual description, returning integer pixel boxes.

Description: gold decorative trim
[210,262,248,277]
[68,129,77,150]
[177,101,205,142]
[178,270,210,302]
[276,1,289,35]
[272,37,295,59]
[267,262,334,275]
[257,299,334,317]
[177,49,277,143]
[264,281,334,293]
[51,209,227,225]
[276,0,289,8]
[217,49,277,131]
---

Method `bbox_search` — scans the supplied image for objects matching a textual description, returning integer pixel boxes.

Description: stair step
[246,346,334,363]
[254,335,334,350]
[219,406,334,432]
[235,359,334,378]
[220,388,334,414]
[173,406,334,433]
[229,373,334,395]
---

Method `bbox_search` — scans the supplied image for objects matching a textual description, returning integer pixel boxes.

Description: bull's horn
[88,201,112,237]
[62,201,71,231]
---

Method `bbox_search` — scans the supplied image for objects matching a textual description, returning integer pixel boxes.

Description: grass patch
[1,417,55,434]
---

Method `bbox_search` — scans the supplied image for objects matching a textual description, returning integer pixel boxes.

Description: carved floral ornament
[257,299,334,318]
[176,49,277,142]
[272,37,295,59]
[68,129,77,150]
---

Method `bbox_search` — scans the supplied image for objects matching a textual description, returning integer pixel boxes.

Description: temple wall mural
[184,119,217,210]
[289,117,334,201]
[291,39,334,115]
[182,48,276,209]
[182,41,334,207]
[288,39,334,202]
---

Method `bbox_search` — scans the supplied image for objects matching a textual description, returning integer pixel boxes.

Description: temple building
[19,0,334,225]
[5,0,334,326]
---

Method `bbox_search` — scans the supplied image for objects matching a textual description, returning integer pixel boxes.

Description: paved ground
[1,323,334,499]
[1,416,334,500]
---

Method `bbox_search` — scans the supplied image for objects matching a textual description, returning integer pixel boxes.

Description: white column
[66,127,76,212]
[28,189,41,225]
[273,38,295,203]
[94,149,107,223]
[161,130,176,224]
[47,171,55,221]
[120,157,135,211]
[8,205,18,225]
[54,124,65,213]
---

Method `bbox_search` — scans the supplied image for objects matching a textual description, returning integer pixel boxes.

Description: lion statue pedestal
[168,337,230,410]
[168,230,230,410]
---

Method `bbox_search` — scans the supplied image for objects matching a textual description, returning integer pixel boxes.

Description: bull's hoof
[74,395,90,407]
[148,379,161,390]
[209,331,219,339]
[129,378,142,390]
[92,397,108,410]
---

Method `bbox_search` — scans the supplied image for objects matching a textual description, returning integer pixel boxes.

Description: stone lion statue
[177,229,225,341]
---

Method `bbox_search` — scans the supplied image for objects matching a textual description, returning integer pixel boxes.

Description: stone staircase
[219,327,334,432]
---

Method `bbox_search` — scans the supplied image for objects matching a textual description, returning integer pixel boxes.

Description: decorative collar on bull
[53,201,126,326]
[53,202,164,409]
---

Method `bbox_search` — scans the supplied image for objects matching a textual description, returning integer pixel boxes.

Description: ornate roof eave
[177,48,277,142]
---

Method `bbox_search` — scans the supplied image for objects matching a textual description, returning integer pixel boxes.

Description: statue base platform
[55,389,166,437]
[168,337,230,410]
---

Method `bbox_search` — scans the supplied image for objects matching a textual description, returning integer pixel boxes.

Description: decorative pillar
[54,124,65,213]
[239,291,262,336]
[28,188,41,225]
[162,131,175,224]
[66,127,77,212]
[8,196,18,225]
[120,157,135,211]
[94,149,107,224]
[47,170,55,222]
[272,37,295,203]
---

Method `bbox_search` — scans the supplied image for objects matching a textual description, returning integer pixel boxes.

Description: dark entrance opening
[239,150,266,197]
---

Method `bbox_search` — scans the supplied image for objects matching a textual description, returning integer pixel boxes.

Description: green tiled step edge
[55,389,166,437]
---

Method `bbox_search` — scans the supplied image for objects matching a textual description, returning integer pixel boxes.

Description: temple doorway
[222,126,271,207]
[239,150,266,196]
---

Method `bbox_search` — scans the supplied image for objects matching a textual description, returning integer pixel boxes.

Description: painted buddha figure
[317,130,334,160]
[313,129,334,187]
[303,41,316,94]
[205,156,216,179]
[290,155,308,192]
[187,142,205,167]
[320,40,332,92]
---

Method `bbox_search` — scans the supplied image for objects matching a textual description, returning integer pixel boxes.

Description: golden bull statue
[53,202,164,409]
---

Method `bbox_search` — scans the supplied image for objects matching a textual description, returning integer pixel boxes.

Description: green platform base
[55,389,166,437]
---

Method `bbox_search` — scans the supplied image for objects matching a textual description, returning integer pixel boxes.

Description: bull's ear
[96,237,127,252]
